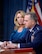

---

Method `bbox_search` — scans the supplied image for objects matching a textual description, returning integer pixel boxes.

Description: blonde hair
[14,10,25,30]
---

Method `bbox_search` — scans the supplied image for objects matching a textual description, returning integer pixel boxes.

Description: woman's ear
[32,20,36,25]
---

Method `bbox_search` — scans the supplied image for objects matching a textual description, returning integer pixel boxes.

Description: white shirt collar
[29,27,34,32]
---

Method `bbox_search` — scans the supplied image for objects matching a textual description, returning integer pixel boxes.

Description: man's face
[24,15,33,28]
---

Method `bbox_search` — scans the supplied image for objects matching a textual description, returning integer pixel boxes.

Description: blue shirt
[9,28,30,43]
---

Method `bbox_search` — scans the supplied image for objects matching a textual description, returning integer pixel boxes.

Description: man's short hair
[25,12,38,23]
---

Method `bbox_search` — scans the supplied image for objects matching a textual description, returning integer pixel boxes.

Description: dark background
[0,0,42,41]
[0,0,3,41]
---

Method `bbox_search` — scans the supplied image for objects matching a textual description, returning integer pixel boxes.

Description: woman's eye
[17,16,23,18]
[17,17,20,18]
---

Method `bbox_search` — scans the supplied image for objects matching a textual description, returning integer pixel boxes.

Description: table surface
[0,48,36,54]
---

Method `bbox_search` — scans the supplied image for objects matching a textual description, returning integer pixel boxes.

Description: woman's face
[16,13,24,25]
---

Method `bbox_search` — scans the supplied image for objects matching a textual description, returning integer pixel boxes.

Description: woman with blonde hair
[9,10,30,43]
[14,10,25,30]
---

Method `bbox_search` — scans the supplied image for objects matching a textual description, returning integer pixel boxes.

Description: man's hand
[0,41,7,48]
[7,43,18,49]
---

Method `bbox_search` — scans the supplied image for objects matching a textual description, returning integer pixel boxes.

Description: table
[0,48,36,54]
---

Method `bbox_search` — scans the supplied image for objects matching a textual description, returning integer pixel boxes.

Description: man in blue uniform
[20,12,42,54]
[20,12,42,47]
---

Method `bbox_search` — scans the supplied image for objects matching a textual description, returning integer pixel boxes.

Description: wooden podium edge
[14,48,33,53]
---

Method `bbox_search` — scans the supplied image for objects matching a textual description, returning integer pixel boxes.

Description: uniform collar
[29,24,37,32]
[29,27,34,32]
